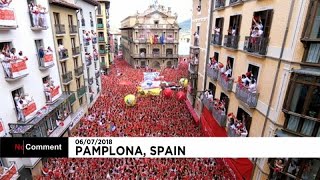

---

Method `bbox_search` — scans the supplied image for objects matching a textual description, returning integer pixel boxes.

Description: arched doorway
[152,61,161,69]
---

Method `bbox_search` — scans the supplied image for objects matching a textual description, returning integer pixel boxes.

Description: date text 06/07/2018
[75,145,186,157]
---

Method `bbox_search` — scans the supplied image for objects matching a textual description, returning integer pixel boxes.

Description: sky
[109,0,192,31]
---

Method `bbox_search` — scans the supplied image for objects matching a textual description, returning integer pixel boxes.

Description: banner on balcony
[50,86,60,102]
[23,102,37,119]
[0,7,17,27]
[0,163,18,180]
[11,61,28,78]
[44,53,54,67]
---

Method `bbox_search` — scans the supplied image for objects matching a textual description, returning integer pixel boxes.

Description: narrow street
[42,59,234,179]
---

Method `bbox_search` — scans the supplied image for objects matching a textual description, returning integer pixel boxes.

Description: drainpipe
[252,0,295,179]
[202,0,214,91]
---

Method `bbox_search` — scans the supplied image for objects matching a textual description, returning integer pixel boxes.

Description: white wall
[76,0,101,107]
[0,0,61,136]
[0,0,61,170]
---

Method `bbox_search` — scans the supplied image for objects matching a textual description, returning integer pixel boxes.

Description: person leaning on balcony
[0,50,12,78]
[252,16,263,31]
[248,79,257,93]
[29,1,40,28]
[58,44,65,58]
[0,0,12,8]
[214,26,220,42]
[38,46,45,66]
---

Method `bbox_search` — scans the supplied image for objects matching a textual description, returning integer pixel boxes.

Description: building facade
[96,0,111,74]
[0,0,73,178]
[49,0,88,124]
[120,2,180,69]
[75,0,101,108]
[190,0,320,179]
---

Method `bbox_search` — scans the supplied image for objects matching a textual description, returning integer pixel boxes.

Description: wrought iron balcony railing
[55,24,65,34]
[207,66,219,81]
[211,34,222,45]
[218,73,234,92]
[223,35,240,49]
[212,108,227,127]
[243,36,269,55]
[235,83,259,108]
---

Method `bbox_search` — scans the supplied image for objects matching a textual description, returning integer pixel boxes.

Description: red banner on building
[11,61,27,72]
[0,8,17,27]
[23,102,37,117]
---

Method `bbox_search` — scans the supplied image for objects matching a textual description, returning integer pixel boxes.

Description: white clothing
[224,68,232,76]
[248,83,257,93]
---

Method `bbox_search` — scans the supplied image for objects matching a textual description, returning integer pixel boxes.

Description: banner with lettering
[11,61,28,78]
[0,7,17,27]
[44,53,54,67]
[23,102,37,118]
[143,72,160,81]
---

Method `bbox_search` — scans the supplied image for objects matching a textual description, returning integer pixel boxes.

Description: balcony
[229,0,243,6]
[62,71,73,85]
[69,25,78,34]
[190,46,200,55]
[55,24,66,35]
[215,0,225,9]
[202,97,213,112]
[90,94,94,103]
[244,36,269,56]
[77,86,86,98]
[39,53,54,70]
[207,66,219,81]
[83,38,90,46]
[223,35,240,49]
[98,37,105,42]
[188,62,198,74]
[99,49,106,54]
[29,10,48,30]
[212,108,227,127]
[166,38,175,43]
[228,123,248,137]
[19,99,37,121]
[138,38,147,43]
[94,55,99,61]
[88,77,94,85]
[235,83,259,108]
[69,92,76,105]
[152,53,160,57]
[92,37,97,44]
[44,86,61,104]
[97,23,104,29]
[3,60,29,81]
[81,18,85,27]
[218,73,234,92]
[74,66,84,77]
[58,49,69,61]
[211,34,222,46]
[72,46,80,56]
[0,163,19,180]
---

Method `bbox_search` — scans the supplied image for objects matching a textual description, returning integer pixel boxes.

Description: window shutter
[220,18,224,33]
[235,15,242,35]
[264,9,274,38]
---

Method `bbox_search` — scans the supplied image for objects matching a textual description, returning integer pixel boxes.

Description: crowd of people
[227,113,248,137]
[0,0,12,8]
[28,1,48,28]
[237,72,257,93]
[38,59,235,179]
[13,93,34,122]
[83,30,97,45]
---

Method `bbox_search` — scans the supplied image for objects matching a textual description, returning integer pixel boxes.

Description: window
[227,56,234,76]
[94,62,97,69]
[268,158,320,180]
[11,87,25,121]
[76,79,80,89]
[57,39,63,46]
[61,62,67,74]
[79,96,83,105]
[236,107,252,135]
[283,73,320,136]
[197,26,200,36]
[208,82,216,97]
[68,15,73,26]
[197,0,201,12]
[71,38,75,49]
[305,43,320,64]
[53,12,60,25]
[73,57,78,68]
[214,52,219,62]
[64,85,70,92]
[220,92,229,113]
[228,15,242,36]
[35,40,44,66]
[247,64,260,82]
[251,10,274,38]
[303,0,320,40]
[154,20,159,25]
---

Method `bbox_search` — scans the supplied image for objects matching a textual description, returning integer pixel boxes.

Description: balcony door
[35,40,44,66]
[71,38,76,49]
[68,15,73,27]
[229,15,242,36]
[53,12,60,25]
[236,107,252,136]
[220,92,229,114]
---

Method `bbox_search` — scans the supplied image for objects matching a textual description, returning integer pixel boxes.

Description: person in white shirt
[194,32,199,46]
[58,44,65,58]
[224,68,232,77]
[248,79,257,93]
[214,27,220,43]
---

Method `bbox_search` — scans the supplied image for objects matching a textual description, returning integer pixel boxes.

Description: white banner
[68,137,320,158]
[143,72,160,81]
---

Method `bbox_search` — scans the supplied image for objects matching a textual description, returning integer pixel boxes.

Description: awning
[292,68,320,77]
[185,99,200,124]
